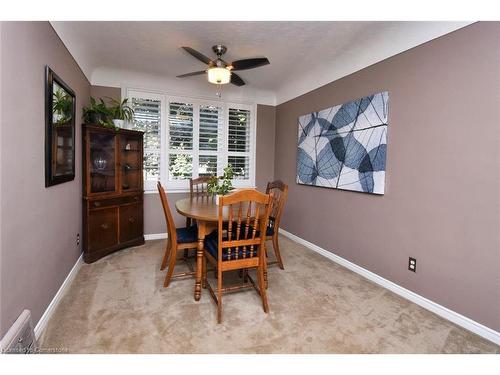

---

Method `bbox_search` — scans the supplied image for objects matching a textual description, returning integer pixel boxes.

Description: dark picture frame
[45,66,76,187]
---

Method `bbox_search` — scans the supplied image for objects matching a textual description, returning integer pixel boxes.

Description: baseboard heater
[0,310,37,354]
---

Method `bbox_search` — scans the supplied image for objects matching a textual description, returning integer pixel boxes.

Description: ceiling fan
[176,44,270,87]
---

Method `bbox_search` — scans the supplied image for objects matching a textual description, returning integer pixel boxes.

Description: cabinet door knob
[94,201,101,207]
[128,217,135,223]
[101,223,108,230]
[134,196,139,201]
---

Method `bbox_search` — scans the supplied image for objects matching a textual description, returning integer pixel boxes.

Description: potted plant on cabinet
[108,97,135,129]
[207,165,234,205]
[82,97,114,128]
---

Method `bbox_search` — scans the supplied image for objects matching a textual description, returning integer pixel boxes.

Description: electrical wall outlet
[76,233,80,246]
[408,257,416,272]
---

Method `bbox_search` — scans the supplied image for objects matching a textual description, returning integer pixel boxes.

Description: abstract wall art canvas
[297,91,389,194]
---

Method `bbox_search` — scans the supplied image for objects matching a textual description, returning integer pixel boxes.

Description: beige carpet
[39,236,499,354]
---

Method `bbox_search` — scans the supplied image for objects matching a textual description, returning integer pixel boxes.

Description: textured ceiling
[52,21,471,104]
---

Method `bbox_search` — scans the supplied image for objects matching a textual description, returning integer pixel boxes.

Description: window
[198,104,224,178]
[168,102,193,181]
[129,93,165,190]
[127,89,255,191]
[228,108,251,180]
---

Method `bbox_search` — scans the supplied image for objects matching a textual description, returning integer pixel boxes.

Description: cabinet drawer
[119,203,143,243]
[89,194,142,210]
[88,207,118,252]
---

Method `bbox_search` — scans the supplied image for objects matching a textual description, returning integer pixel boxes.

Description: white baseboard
[144,233,167,241]
[279,228,500,346]
[34,253,83,340]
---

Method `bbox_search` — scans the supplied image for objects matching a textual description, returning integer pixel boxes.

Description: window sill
[144,186,258,195]
[144,189,190,194]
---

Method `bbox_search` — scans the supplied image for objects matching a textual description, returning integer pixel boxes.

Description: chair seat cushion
[204,231,260,261]
[176,225,198,244]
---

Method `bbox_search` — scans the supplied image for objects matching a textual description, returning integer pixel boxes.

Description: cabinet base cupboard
[82,124,145,263]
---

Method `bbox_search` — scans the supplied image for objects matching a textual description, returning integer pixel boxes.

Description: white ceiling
[51,21,471,105]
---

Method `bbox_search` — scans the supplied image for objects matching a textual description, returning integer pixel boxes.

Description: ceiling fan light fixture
[207,67,231,85]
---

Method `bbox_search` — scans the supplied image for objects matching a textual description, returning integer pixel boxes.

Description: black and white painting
[297,91,388,194]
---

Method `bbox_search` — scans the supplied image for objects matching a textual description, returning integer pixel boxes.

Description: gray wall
[255,105,276,192]
[0,22,90,336]
[90,85,120,105]
[274,22,500,331]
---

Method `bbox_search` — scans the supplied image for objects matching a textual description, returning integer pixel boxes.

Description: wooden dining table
[175,195,263,301]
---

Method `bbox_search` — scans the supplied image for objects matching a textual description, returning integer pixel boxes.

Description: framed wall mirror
[45,66,76,187]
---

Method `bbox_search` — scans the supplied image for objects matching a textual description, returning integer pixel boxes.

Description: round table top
[175,196,253,222]
[175,197,219,222]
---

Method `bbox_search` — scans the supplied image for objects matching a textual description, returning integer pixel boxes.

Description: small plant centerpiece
[108,97,135,129]
[207,165,234,205]
[82,97,115,129]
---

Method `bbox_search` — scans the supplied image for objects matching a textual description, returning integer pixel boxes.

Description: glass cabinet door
[120,134,143,192]
[89,132,116,194]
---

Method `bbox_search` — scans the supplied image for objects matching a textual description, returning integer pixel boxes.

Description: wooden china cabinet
[82,124,145,263]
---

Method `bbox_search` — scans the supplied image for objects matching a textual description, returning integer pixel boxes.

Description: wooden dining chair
[157,182,198,287]
[265,180,289,270]
[186,176,213,228]
[203,189,273,323]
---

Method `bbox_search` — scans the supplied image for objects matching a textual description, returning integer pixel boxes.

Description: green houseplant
[207,165,234,205]
[108,97,135,129]
[52,87,73,126]
[82,97,115,128]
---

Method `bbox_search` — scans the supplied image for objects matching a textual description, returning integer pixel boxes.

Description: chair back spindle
[189,176,212,198]
[217,190,272,263]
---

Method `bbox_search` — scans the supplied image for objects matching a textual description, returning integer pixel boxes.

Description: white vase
[215,194,221,205]
[112,119,125,128]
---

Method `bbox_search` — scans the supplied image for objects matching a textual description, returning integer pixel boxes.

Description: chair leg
[202,254,207,289]
[164,246,177,287]
[186,217,191,228]
[217,269,223,323]
[160,240,171,271]
[272,234,285,270]
[257,264,269,313]
[243,268,248,283]
[263,245,268,289]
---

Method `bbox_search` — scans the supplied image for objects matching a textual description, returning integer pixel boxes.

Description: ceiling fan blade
[176,70,206,78]
[230,57,270,71]
[230,73,245,86]
[182,47,214,65]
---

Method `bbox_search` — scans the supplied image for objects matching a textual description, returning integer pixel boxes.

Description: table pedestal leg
[194,222,206,301]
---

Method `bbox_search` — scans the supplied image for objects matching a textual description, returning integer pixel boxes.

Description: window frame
[125,88,257,192]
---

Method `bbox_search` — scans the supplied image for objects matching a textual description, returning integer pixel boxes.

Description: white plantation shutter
[127,89,255,191]
[168,102,193,151]
[198,155,218,177]
[199,104,224,178]
[130,96,162,189]
[199,105,223,151]
[228,107,251,181]
[228,155,250,179]
[168,102,193,181]
[228,108,250,152]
